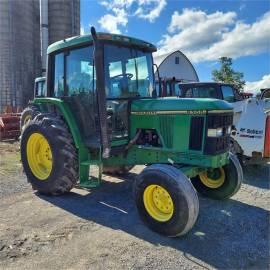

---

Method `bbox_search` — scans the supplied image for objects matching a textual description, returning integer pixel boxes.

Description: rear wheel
[20,114,78,195]
[103,165,134,175]
[20,106,39,131]
[134,164,199,237]
[191,153,243,200]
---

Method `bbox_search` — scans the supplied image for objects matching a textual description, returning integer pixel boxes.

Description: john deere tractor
[20,27,243,237]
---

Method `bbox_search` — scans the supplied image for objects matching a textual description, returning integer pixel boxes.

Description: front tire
[20,114,78,195]
[191,153,243,200]
[134,164,199,237]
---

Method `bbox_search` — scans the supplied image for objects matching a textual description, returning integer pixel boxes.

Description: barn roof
[153,50,199,82]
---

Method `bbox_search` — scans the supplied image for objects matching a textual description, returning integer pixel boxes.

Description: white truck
[163,81,270,165]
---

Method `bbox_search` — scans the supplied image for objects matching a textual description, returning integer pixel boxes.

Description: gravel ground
[0,141,269,270]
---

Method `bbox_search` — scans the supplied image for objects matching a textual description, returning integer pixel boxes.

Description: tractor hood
[131,97,233,114]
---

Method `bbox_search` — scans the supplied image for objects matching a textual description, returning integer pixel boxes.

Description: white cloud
[134,0,167,23]
[168,9,236,34]
[157,9,270,63]
[100,0,134,9]
[244,74,270,94]
[98,8,128,34]
[98,0,166,33]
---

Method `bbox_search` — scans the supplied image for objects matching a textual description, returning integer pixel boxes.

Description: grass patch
[0,142,21,177]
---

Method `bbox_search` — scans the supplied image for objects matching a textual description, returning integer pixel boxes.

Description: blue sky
[80,0,270,93]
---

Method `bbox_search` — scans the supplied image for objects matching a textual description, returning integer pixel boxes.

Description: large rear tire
[20,114,78,195]
[103,165,134,175]
[134,164,199,237]
[191,153,243,200]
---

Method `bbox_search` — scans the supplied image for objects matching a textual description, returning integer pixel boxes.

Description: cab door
[50,45,101,149]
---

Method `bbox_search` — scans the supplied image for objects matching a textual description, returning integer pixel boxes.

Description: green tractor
[20,27,243,237]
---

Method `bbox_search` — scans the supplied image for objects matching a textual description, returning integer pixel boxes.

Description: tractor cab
[44,28,156,156]
[34,77,46,97]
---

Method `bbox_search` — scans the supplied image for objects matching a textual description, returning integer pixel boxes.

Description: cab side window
[52,46,95,97]
[53,53,64,97]
[221,86,235,102]
[66,46,95,96]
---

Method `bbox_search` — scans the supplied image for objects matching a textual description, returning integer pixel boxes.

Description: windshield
[104,44,154,98]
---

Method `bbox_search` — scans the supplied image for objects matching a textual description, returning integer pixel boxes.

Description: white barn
[154,50,199,82]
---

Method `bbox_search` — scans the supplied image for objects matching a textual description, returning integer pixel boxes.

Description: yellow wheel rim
[26,133,52,180]
[143,185,174,222]
[199,168,225,189]
[23,115,32,127]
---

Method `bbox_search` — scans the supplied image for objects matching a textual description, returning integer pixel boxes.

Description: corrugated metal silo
[0,0,41,112]
[0,0,80,112]
[48,0,80,45]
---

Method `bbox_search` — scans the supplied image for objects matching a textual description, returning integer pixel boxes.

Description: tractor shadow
[243,164,269,189]
[39,171,269,270]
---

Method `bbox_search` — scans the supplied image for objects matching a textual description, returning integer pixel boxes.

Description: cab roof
[35,76,46,82]
[47,32,157,54]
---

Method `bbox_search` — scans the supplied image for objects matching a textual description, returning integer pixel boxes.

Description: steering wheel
[111,73,133,80]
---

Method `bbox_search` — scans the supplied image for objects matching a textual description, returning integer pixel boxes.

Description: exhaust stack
[40,0,48,75]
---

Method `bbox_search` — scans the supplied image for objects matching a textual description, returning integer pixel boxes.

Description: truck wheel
[20,106,39,130]
[103,165,134,175]
[134,164,199,237]
[191,153,243,200]
[20,114,78,195]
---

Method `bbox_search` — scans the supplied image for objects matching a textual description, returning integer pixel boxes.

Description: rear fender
[33,98,83,148]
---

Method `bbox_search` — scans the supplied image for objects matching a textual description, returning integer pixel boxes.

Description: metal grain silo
[0,0,80,112]
[48,0,80,45]
[0,0,41,112]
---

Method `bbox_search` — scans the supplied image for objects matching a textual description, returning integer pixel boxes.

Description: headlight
[207,128,223,137]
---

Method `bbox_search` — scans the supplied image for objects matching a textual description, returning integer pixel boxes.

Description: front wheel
[191,153,243,200]
[134,164,199,237]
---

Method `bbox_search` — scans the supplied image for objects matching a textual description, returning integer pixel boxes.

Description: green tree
[212,57,245,91]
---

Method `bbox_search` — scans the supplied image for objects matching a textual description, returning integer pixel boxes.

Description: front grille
[159,116,174,148]
[204,136,230,154]
[189,117,204,150]
[204,112,233,155]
